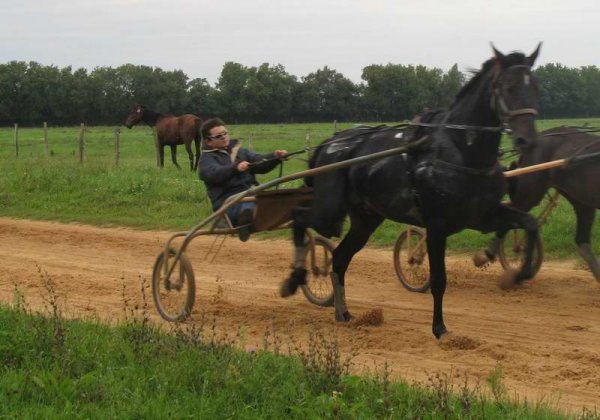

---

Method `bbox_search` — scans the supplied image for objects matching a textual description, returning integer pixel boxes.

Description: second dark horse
[481,126,600,281]
[125,104,202,170]
[281,45,542,340]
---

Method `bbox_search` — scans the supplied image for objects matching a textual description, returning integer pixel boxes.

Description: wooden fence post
[114,127,121,167]
[334,119,338,132]
[248,133,253,150]
[152,127,161,167]
[14,123,18,157]
[44,122,49,157]
[79,123,85,164]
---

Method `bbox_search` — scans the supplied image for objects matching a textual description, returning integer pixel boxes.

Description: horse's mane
[452,52,529,104]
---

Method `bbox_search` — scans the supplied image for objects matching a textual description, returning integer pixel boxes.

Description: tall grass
[1,273,591,419]
[1,119,599,256]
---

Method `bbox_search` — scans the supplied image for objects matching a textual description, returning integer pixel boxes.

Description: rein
[409,121,505,133]
[432,159,501,176]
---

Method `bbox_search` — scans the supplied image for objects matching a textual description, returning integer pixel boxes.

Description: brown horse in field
[124,104,202,170]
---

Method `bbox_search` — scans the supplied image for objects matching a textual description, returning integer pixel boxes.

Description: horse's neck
[444,80,502,167]
[142,109,165,126]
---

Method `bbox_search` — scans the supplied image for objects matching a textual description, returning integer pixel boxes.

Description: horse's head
[490,43,541,152]
[124,104,147,129]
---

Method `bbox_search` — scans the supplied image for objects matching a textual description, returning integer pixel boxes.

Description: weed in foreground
[487,363,508,404]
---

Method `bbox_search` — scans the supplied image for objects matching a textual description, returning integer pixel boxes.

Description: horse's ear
[527,42,542,66]
[490,42,505,69]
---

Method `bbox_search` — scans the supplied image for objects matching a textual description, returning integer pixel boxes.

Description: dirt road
[1,217,598,411]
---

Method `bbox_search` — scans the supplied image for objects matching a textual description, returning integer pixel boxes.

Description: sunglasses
[209,131,228,140]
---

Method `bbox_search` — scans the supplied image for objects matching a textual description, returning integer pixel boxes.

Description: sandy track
[0,217,599,411]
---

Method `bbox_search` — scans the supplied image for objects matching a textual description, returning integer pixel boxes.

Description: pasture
[1,120,600,414]
[0,119,598,257]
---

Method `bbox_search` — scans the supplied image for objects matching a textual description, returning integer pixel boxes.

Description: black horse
[124,104,202,170]
[480,126,600,281]
[280,45,542,339]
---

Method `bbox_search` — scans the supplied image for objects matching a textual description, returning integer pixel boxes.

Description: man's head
[201,118,230,150]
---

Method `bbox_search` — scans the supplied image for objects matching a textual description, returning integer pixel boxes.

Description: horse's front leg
[426,228,448,339]
[280,207,311,297]
[169,145,181,169]
[571,202,600,281]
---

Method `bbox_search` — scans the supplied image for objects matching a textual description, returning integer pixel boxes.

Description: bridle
[491,64,539,124]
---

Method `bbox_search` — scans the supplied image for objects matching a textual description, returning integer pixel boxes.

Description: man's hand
[275,150,288,159]
[237,161,250,172]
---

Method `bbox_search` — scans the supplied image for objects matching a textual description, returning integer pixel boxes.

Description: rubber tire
[152,248,196,322]
[300,235,335,307]
[393,227,431,293]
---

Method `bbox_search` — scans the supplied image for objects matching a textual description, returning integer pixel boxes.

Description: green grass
[1,119,599,258]
[0,293,585,419]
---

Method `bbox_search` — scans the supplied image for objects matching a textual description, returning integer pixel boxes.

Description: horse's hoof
[433,325,449,340]
[279,268,307,298]
[472,251,491,268]
[280,279,296,298]
[335,311,353,322]
[498,268,519,290]
[435,330,453,344]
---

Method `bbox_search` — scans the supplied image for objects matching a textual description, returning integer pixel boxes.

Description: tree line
[1,60,598,126]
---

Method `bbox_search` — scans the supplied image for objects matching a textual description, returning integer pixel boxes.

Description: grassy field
[0,118,598,257]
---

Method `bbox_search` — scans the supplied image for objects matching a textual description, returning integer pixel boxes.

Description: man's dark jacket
[198,139,280,210]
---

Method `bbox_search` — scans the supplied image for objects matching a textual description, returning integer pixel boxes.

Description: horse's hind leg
[281,207,311,297]
[169,145,181,169]
[184,141,194,171]
[330,210,383,322]
[571,202,600,281]
[158,145,165,168]
[193,138,200,170]
[473,236,501,267]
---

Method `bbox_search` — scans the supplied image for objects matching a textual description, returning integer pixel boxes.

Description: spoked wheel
[498,229,544,276]
[152,247,196,322]
[393,227,430,293]
[300,233,335,307]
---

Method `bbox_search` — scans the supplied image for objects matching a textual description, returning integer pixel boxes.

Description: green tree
[0,61,34,124]
[535,64,585,118]
[214,62,252,123]
[187,77,217,118]
[245,63,297,122]
[579,66,600,117]
[438,64,465,108]
[294,66,359,122]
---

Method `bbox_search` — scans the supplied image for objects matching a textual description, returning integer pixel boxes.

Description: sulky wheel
[152,247,196,322]
[300,233,335,307]
[393,227,431,293]
[498,228,544,277]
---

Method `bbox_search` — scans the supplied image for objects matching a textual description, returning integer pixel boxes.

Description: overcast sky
[2,0,598,85]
